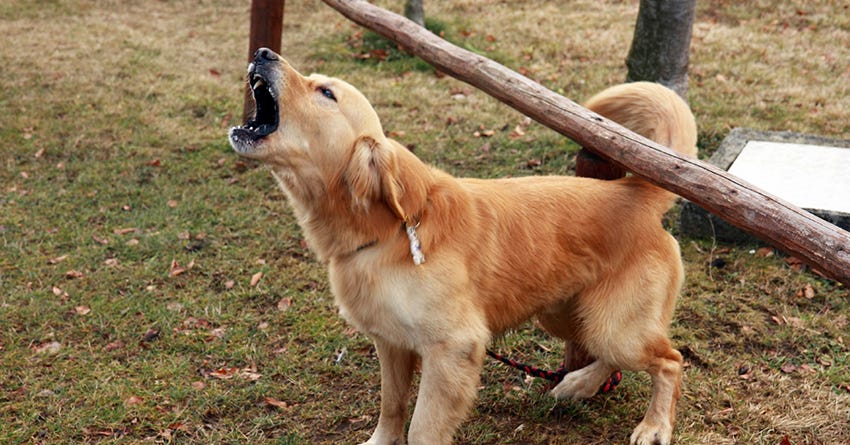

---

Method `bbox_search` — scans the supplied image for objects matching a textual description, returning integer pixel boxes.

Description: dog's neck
[271,167,417,264]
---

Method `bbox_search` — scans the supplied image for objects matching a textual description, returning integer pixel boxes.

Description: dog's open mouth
[244,71,280,137]
[230,71,280,148]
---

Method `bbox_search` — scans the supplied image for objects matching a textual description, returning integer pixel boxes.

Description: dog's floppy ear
[346,136,428,221]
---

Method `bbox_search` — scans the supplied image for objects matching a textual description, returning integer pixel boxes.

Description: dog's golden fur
[229,49,697,445]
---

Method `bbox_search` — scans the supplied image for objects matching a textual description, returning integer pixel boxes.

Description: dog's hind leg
[550,359,619,400]
[361,339,417,445]
[537,305,596,372]
[629,341,682,445]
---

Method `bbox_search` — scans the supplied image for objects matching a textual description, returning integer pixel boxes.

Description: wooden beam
[320,0,850,286]
[244,0,285,120]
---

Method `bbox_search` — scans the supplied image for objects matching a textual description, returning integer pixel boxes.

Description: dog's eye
[318,86,336,102]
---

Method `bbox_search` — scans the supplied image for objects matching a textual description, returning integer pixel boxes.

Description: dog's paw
[358,435,405,445]
[629,419,672,445]
[549,369,599,400]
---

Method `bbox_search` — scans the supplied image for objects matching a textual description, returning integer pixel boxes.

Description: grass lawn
[1,1,848,444]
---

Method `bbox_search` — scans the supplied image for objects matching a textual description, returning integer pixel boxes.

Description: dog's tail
[583,81,697,212]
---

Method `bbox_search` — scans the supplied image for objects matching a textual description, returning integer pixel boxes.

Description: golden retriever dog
[229,48,697,445]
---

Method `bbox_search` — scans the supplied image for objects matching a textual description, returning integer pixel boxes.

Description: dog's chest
[328,258,428,348]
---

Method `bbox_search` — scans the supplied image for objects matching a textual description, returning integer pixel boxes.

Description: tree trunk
[244,0,285,121]
[577,0,695,187]
[626,0,696,99]
[320,0,850,286]
[404,0,424,27]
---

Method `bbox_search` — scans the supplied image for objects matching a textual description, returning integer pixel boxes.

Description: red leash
[486,349,622,394]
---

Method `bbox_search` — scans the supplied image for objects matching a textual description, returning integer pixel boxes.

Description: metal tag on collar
[405,221,425,266]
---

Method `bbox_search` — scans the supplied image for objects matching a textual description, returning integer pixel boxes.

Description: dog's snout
[253,47,279,63]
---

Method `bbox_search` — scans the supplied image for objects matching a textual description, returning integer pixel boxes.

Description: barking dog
[229,48,697,445]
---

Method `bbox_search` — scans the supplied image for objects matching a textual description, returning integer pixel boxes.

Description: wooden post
[320,0,850,286]
[575,149,626,180]
[244,0,285,121]
[578,0,695,183]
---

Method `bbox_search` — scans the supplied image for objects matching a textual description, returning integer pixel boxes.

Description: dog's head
[229,48,427,223]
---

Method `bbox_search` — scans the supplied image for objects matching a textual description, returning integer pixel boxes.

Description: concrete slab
[680,128,850,244]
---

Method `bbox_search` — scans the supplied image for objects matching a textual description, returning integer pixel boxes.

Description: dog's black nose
[253,47,279,62]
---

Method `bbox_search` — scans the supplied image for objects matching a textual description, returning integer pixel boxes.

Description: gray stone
[680,128,850,244]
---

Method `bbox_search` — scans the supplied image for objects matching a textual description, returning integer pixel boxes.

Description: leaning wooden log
[321,0,850,286]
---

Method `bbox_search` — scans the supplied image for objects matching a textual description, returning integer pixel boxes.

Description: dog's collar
[355,239,378,252]
[347,219,424,266]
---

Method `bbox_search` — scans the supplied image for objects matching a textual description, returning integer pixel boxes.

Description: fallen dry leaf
[104,340,124,352]
[74,306,91,316]
[816,355,832,367]
[105,258,120,267]
[141,328,161,343]
[65,270,84,279]
[264,397,288,409]
[191,381,205,390]
[219,113,232,129]
[510,125,526,139]
[208,367,239,379]
[780,362,797,374]
[250,271,263,287]
[124,395,143,407]
[785,256,805,271]
[170,259,195,277]
[277,297,292,312]
[91,234,109,245]
[207,327,226,340]
[175,317,212,332]
[526,158,542,168]
[798,363,816,374]
[167,422,190,432]
[796,284,816,299]
[755,247,774,257]
[52,286,69,300]
[34,341,62,355]
[112,227,137,235]
[786,316,804,328]
[208,366,262,381]
[47,254,68,265]
[224,280,235,289]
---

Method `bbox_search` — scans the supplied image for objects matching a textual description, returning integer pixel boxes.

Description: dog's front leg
[360,339,417,445]
[407,339,485,445]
